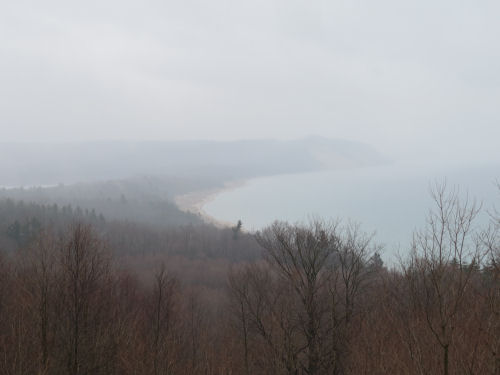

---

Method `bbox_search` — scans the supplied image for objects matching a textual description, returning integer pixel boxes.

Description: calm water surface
[204,162,499,263]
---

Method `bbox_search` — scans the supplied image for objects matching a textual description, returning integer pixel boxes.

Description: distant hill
[0,137,385,186]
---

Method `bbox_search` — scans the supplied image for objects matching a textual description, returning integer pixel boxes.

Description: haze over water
[205,162,499,263]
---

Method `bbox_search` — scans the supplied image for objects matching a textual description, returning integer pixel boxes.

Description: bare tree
[228,266,252,375]
[256,220,341,374]
[57,223,115,374]
[144,262,177,375]
[479,183,500,374]
[227,220,376,374]
[327,222,377,374]
[229,262,299,374]
[401,183,487,375]
[19,230,58,371]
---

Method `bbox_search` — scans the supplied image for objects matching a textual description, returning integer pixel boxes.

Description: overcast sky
[1,0,499,163]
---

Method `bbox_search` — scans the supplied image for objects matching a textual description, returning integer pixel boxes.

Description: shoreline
[174,179,247,228]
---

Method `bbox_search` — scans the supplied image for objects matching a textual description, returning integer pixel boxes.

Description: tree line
[0,184,498,374]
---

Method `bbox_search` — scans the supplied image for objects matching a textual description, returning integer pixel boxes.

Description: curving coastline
[174,180,247,228]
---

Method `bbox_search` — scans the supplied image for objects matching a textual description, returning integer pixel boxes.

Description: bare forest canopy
[0,137,385,186]
[0,185,498,374]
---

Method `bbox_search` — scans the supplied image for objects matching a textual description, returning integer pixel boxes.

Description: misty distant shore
[0,137,385,186]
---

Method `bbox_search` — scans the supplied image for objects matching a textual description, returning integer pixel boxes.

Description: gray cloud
[1,0,499,162]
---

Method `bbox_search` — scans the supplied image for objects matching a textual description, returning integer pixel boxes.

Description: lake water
[204,162,499,263]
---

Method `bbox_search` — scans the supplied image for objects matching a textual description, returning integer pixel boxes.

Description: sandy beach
[174,179,247,228]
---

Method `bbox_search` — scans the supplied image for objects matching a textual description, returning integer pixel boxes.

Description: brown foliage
[0,184,498,374]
